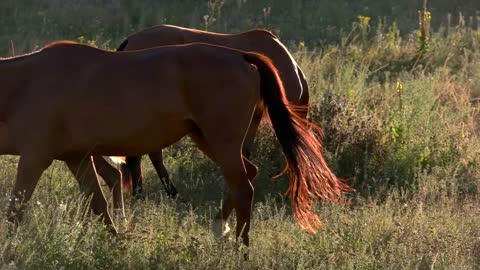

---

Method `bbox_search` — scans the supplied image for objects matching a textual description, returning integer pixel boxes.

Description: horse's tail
[243,53,353,233]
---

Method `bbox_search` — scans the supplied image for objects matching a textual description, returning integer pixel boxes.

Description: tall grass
[2,0,480,54]
[0,0,479,269]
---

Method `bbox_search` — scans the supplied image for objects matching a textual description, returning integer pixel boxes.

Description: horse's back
[72,44,259,156]
[171,43,261,110]
[121,25,306,105]
[6,43,187,154]
[122,24,275,51]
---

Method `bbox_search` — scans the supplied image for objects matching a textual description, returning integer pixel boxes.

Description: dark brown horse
[1,41,349,245]
[115,24,309,197]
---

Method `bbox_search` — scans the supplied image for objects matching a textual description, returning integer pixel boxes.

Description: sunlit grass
[0,159,479,269]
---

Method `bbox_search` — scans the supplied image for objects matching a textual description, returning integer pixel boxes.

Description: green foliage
[417,0,432,57]
[2,0,480,55]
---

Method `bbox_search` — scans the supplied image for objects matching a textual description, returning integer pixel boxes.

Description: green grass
[1,0,480,269]
[1,0,480,54]
[0,161,479,269]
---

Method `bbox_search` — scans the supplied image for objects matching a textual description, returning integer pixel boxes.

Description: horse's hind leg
[188,127,258,244]
[7,154,53,226]
[296,64,310,119]
[148,151,178,197]
[92,156,126,218]
[65,156,117,233]
[242,103,265,159]
[192,133,254,245]
[212,156,257,237]
[126,156,143,196]
[214,147,254,246]
[190,124,256,246]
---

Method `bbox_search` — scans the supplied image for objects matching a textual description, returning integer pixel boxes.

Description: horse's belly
[62,109,191,156]
[116,119,188,151]
[90,121,189,156]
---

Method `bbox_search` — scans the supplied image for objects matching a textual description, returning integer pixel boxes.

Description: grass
[2,0,480,54]
[1,0,480,269]
[0,165,479,269]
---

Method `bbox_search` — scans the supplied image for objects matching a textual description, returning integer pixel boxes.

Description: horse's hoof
[165,187,178,198]
[107,223,119,235]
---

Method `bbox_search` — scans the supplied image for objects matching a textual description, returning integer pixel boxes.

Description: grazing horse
[115,24,310,197]
[0,41,349,245]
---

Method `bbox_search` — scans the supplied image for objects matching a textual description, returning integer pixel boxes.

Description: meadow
[0,0,479,269]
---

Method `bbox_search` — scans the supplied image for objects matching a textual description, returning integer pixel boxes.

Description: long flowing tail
[243,53,353,233]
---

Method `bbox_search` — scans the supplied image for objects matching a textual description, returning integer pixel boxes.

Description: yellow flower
[357,15,371,27]
[396,79,403,93]
[87,39,97,47]
[299,41,305,48]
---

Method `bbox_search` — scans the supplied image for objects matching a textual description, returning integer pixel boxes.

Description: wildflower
[357,15,371,27]
[396,79,403,93]
[87,39,97,47]
[59,201,67,211]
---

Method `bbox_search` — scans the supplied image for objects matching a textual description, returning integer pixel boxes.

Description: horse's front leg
[7,154,53,226]
[65,156,117,233]
[149,151,178,197]
[125,156,143,197]
[93,156,126,219]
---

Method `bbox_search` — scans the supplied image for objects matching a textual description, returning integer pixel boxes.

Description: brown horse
[1,41,349,245]
[115,24,310,197]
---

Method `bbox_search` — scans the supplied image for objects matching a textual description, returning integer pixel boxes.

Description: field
[1,1,480,269]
